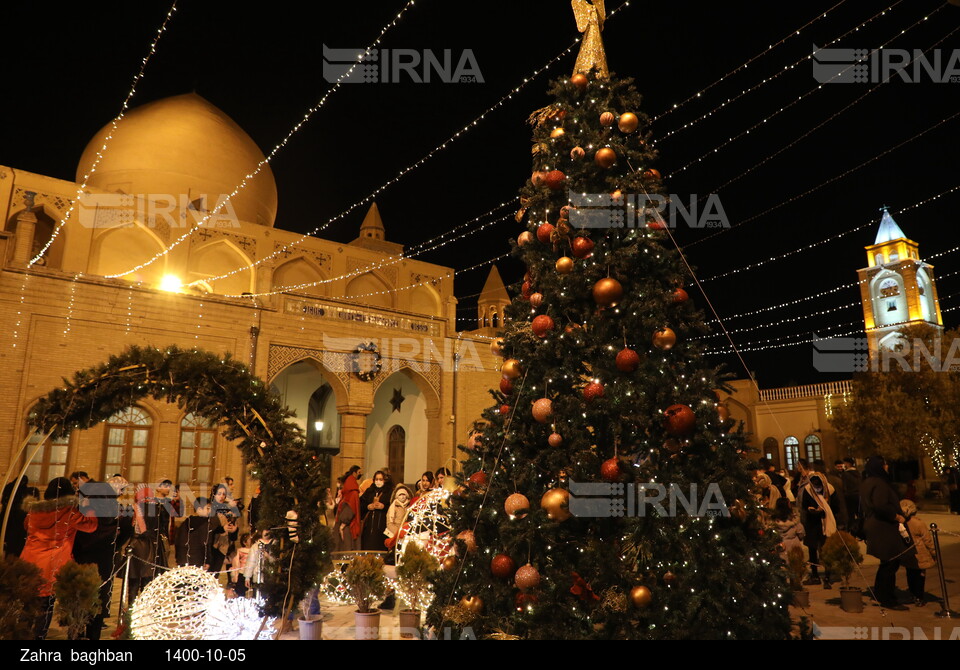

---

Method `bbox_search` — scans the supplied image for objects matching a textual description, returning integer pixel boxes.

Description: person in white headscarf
[798,459,838,588]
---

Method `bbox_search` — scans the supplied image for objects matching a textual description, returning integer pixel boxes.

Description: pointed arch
[409,283,442,317]
[187,238,254,296]
[272,256,329,297]
[90,221,166,284]
[345,271,395,308]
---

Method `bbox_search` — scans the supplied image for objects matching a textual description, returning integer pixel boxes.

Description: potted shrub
[297,587,322,640]
[343,554,386,640]
[821,530,864,613]
[395,543,440,638]
[53,561,101,640]
[0,556,45,640]
[786,546,810,608]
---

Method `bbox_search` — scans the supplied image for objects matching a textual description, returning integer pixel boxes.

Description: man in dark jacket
[860,455,907,610]
[175,497,224,569]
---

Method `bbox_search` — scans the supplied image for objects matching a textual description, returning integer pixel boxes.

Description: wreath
[24,345,331,617]
[352,342,382,382]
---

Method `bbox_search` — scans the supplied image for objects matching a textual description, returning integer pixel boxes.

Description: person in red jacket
[20,476,98,639]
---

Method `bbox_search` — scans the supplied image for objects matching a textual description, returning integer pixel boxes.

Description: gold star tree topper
[572,0,609,80]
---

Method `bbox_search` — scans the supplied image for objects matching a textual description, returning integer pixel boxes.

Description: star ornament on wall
[390,387,405,413]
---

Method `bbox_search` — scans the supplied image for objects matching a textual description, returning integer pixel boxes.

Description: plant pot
[839,586,863,613]
[792,589,810,608]
[354,609,381,640]
[298,615,323,640]
[398,609,421,638]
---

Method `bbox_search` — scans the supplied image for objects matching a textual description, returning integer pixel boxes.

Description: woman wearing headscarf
[1,475,30,556]
[861,455,907,610]
[127,486,170,605]
[798,459,838,588]
[335,467,362,551]
[359,470,393,551]
[20,477,98,639]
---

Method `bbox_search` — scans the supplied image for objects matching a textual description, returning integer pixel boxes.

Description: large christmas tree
[428,1,792,640]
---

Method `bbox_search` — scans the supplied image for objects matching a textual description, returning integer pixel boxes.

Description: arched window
[103,407,152,482]
[804,435,822,462]
[179,413,217,487]
[784,436,800,472]
[24,419,71,487]
[388,425,406,481]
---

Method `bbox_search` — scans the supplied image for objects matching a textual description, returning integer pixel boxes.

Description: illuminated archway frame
[26,344,331,616]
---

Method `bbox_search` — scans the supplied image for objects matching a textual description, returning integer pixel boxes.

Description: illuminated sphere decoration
[652,327,677,350]
[595,147,617,168]
[204,595,277,641]
[395,487,454,564]
[592,278,624,306]
[504,493,530,518]
[130,566,221,640]
[540,488,571,521]
[514,564,541,591]
[532,398,553,423]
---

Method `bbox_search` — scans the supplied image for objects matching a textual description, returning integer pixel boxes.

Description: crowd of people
[756,455,952,611]
[0,471,258,640]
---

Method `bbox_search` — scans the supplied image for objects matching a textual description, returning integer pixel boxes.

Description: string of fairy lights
[666,3,947,179]
[102,1,636,285]
[652,0,903,138]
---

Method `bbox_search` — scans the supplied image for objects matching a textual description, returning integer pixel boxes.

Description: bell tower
[857,207,943,355]
[477,265,510,332]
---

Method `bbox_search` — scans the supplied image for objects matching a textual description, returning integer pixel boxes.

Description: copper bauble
[499,377,513,395]
[491,554,517,579]
[518,231,534,247]
[536,223,555,244]
[501,359,522,379]
[583,381,605,402]
[600,458,621,482]
[540,488,571,521]
[550,127,565,139]
[529,292,544,308]
[556,257,575,275]
[544,170,565,190]
[504,493,530,518]
[457,529,478,553]
[490,338,504,356]
[592,277,624,306]
[468,471,489,491]
[664,404,696,437]
[548,432,563,448]
[531,171,546,187]
[717,404,730,422]
[672,287,689,304]
[570,146,585,160]
[570,73,588,90]
[459,595,484,613]
[515,564,541,590]
[595,147,617,168]
[618,112,639,134]
[616,347,641,372]
[663,571,677,586]
[531,398,553,423]
[600,111,615,126]
[652,327,677,350]
[643,168,661,181]
[441,555,458,571]
[531,315,555,338]
[571,236,594,259]
[630,585,652,608]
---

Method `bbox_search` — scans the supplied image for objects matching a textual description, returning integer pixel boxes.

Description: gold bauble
[652,327,677,350]
[441,556,458,571]
[501,359,522,379]
[540,488,571,521]
[570,73,588,90]
[630,585,652,608]
[459,595,484,614]
[595,147,616,169]
[618,112,639,134]
[490,338,504,356]
[556,257,575,274]
[592,277,624,306]
[550,127,566,139]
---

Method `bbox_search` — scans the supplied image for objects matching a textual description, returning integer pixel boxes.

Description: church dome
[77,93,278,227]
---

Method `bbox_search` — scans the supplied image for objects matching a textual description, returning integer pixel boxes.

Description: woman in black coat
[860,455,907,610]
[359,471,393,551]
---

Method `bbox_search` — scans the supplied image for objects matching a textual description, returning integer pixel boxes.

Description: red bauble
[515,564,541,590]
[672,288,689,304]
[521,281,533,300]
[491,554,517,579]
[664,404,696,437]
[600,458,621,482]
[583,381,605,402]
[647,218,667,231]
[499,404,511,416]
[531,315,555,338]
[544,170,566,190]
[531,398,553,423]
[536,223,555,244]
[615,347,641,372]
[548,432,563,448]
[467,471,488,491]
[499,378,514,395]
[515,592,539,609]
[571,237,595,259]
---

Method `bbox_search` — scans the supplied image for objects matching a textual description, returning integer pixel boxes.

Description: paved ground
[45,510,960,640]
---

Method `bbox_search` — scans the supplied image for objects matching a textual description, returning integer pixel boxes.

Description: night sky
[3,0,958,388]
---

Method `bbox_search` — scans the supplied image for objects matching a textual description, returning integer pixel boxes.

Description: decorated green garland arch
[29,345,331,615]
